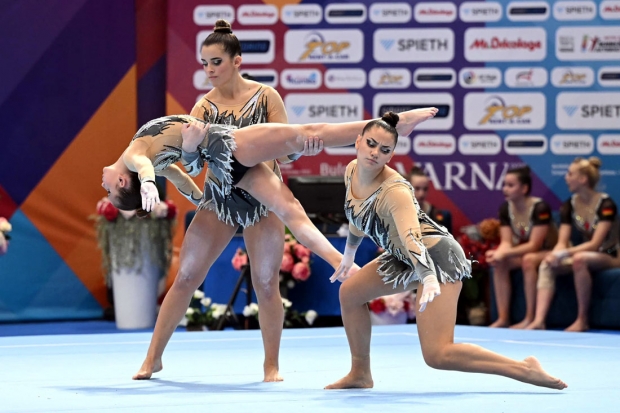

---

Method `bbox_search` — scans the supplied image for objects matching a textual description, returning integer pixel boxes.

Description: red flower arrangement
[231,231,312,289]
[368,291,416,321]
[0,217,11,256]
[456,218,501,269]
[231,248,248,271]
[282,233,312,284]
[455,218,501,325]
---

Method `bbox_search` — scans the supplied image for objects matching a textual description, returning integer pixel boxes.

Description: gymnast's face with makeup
[354,125,396,170]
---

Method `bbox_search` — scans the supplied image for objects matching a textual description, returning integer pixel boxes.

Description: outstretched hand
[181,120,209,153]
[330,261,360,283]
[418,275,441,312]
[140,181,160,212]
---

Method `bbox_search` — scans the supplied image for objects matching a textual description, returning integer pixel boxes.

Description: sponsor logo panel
[325,3,367,24]
[241,69,278,88]
[393,136,412,155]
[600,0,620,19]
[459,134,502,155]
[237,4,278,25]
[413,134,456,155]
[374,28,455,63]
[507,1,550,21]
[413,68,456,89]
[598,134,620,154]
[459,67,502,88]
[459,1,503,22]
[550,134,594,155]
[464,92,546,130]
[285,29,364,63]
[369,2,412,23]
[553,1,597,20]
[556,26,620,61]
[281,4,322,24]
[598,67,620,87]
[280,69,322,89]
[194,5,234,25]
[504,134,548,155]
[550,67,595,87]
[373,93,454,130]
[284,93,364,124]
[556,92,620,129]
[325,68,367,89]
[504,67,548,88]
[368,68,411,89]
[414,2,457,23]
[465,27,547,62]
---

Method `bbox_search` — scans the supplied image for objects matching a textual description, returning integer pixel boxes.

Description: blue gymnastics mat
[0,324,617,413]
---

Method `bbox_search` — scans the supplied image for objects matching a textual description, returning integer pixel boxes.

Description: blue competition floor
[0,323,618,412]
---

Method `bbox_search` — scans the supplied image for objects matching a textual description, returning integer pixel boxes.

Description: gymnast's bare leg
[243,208,286,381]
[235,163,344,269]
[133,209,238,380]
[324,260,568,390]
[232,108,438,168]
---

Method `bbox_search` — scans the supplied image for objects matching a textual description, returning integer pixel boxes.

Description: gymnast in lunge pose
[324,112,567,391]
[100,107,437,380]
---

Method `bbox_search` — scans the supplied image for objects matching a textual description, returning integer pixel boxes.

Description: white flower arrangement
[184,290,226,330]
[243,298,317,328]
[243,302,259,317]
[304,309,318,326]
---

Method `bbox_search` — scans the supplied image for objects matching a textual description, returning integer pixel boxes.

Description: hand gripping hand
[140,181,160,212]
[418,275,441,312]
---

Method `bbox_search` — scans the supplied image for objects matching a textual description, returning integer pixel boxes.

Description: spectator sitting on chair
[526,157,620,332]
[408,166,451,233]
[486,166,557,329]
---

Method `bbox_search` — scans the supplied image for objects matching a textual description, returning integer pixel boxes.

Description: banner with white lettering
[168,0,620,231]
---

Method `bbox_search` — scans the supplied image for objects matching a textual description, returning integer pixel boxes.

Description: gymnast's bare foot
[525,321,546,330]
[565,319,589,332]
[325,372,374,390]
[132,358,162,380]
[395,107,439,137]
[522,356,567,390]
[510,318,533,329]
[488,319,510,328]
[263,365,283,382]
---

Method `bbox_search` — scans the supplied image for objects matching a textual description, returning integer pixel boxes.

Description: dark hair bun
[213,19,232,34]
[381,111,399,128]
